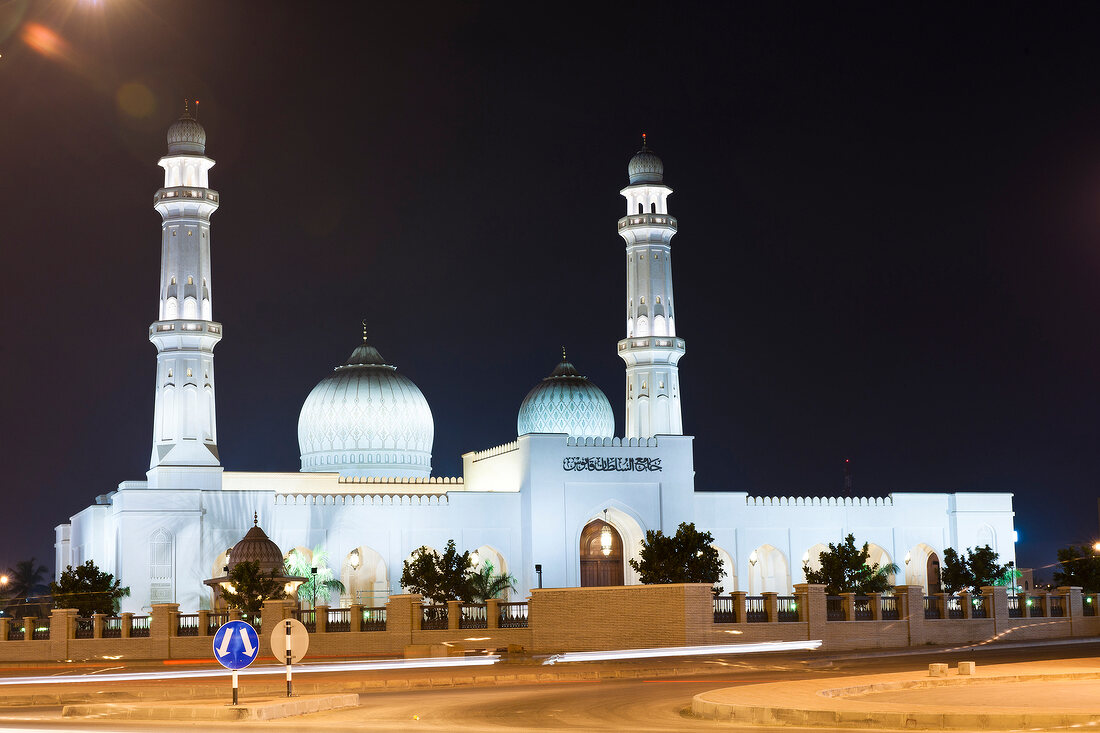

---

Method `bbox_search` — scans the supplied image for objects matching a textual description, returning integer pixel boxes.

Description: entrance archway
[580,519,624,587]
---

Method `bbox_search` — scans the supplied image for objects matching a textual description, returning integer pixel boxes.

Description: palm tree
[5,558,50,618]
[468,561,516,602]
[285,547,346,607]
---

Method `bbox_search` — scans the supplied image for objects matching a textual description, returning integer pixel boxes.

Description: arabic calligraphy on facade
[562,457,662,472]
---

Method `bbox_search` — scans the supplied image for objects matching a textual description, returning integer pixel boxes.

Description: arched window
[637,203,643,214]
[165,297,178,320]
[150,529,173,580]
[183,297,198,319]
[650,202,656,213]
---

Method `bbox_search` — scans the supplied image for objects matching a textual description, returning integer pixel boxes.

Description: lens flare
[20,22,69,61]
[116,82,157,119]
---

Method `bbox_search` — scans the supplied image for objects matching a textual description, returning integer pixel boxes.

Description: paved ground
[0,639,1096,731]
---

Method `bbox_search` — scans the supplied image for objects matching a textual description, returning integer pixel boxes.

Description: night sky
[2,2,1098,581]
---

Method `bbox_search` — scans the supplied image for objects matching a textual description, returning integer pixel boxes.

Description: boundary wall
[0,585,1094,662]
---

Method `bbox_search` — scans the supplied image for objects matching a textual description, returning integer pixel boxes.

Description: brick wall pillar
[315,604,328,633]
[349,604,363,632]
[261,599,294,633]
[840,592,856,621]
[957,590,973,619]
[197,610,209,637]
[22,617,35,642]
[731,591,747,624]
[92,613,104,639]
[386,594,420,641]
[1038,591,1050,617]
[0,617,8,641]
[446,600,461,630]
[121,612,133,638]
[868,592,882,620]
[49,608,76,659]
[150,604,178,638]
[1059,586,1082,635]
[793,584,826,642]
[762,592,778,623]
[981,585,1008,634]
[897,585,926,646]
[486,599,500,629]
[228,608,242,622]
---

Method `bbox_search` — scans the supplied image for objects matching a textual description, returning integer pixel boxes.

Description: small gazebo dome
[226,519,285,574]
[203,514,305,598]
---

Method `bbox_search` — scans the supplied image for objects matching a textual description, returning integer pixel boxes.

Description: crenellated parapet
[337,475,462,485]
[274,493,450,507]
[565,436,660,448]
[745,495,895,507]
[469,441,519,463]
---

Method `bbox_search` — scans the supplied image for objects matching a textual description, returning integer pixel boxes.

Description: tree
[629,522,724,592]
[1053,546,1100,592]
[218,561,287,618]
[939,547,970,594]
[50,561,130,617]
[4,558,50,618]
[939,545,1015,594]
[285,547,347,607]
[400,540,473,603]
[802,534,899,595]
[468,561,516,602]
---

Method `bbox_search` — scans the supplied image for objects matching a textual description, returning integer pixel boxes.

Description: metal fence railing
[459,605,488,629]
[177,614,199,636]
[361,607,387,631]
[713,596,737,623]
[327,608,351,632]
[880,595,900,620]
[130,616,151,637]
[826,596,845,621]
[498,602,528,628]
[421,605,448,630]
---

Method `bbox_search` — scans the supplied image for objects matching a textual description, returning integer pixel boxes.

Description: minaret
[617,135,686,438]
[146,102,223,488]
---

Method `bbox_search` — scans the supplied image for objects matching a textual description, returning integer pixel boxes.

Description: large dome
[518,354,615,439]
[298,338,434,478]
[167,105,206,155]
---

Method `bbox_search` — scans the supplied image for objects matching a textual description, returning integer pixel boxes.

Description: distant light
[1013,530,1019,543]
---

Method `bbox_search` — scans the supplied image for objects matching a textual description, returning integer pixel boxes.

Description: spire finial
[561,345,567,361]
[641,132,647,150]
[253,511,258,526]
[361,319,368,343]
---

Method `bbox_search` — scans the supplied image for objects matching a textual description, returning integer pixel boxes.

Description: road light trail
[542,640,822,664]
[0,655,501,686]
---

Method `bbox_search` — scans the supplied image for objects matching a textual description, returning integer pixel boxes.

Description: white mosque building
[54,111,1016,613]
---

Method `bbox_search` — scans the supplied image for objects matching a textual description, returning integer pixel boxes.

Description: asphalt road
[0,640,1096,732]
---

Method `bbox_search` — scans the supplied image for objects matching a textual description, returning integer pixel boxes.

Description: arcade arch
[748,544,790,594]
[342,545,388,606]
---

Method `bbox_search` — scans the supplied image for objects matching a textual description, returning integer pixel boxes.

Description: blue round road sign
[212,620,260,670]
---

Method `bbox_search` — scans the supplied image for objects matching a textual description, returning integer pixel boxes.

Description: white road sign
[270,617,310,664]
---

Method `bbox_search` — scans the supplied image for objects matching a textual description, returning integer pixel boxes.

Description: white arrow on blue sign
[212,620,260,671]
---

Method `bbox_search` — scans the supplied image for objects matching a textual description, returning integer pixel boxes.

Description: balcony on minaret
[618,213,677,232]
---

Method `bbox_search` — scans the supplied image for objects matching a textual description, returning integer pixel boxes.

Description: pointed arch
[712,545,736,593]
[748,544,790,594]
[342,545,388,606]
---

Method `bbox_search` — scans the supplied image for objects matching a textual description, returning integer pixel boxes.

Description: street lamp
[311,567,318,609]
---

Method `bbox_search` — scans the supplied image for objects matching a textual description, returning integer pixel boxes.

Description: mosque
[54,111,1017,613]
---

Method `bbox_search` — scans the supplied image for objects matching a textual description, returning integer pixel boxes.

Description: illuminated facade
[54,115,1017,612]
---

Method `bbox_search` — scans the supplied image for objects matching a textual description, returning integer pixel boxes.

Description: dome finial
[361,318,368,343]
[253,511,258,526]
[641,132,647,150]
[561,345,567,362]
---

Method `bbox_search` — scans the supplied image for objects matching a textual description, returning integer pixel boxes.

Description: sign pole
[231,668,238,705]
[285,619,293,697]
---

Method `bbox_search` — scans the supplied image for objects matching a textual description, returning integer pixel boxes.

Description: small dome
[298,336,434,478]
[227,519,285,574]
[518,354,615,439]
[628,138,663,184]
[167,105,206,155]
